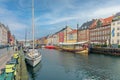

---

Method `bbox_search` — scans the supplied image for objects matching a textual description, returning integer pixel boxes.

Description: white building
[0,23,8,45]
[111,12,120,45]
[52,34,59,46]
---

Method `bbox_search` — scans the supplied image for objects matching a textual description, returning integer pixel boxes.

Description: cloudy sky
[0,0,120,40]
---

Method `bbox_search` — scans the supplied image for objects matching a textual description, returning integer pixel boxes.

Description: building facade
[89,16,113,45]
[10,35,15,46]
[78,20,94,43]
[67,29,77,43]
[57,26,73,43]
[0,23,8,45]
[111,12,120,45]
[52,33,59,46]
[47,35,54,45]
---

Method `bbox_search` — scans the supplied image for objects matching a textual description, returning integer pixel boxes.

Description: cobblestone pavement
[0,47,14,74]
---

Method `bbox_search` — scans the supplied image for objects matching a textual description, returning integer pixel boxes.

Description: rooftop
[68,29,77,34]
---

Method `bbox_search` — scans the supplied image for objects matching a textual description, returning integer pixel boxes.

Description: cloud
[0,6,29,40]
[36,16,78,25]
[36,4,120,26]
[90,6,120,18]
[34,0,120,37]
[0,0,120,40]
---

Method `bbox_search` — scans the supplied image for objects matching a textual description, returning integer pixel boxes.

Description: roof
[102,16,113,26]
[54,26,72,34]
[89,19,98,29]
[89,16,113,29]
[114,12,120,18]
[68,29,77,34]
[78,20,95,30]
[59,41,88,45]
[113,12,120,21]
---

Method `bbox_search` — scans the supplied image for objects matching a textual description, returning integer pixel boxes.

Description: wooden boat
[75,49,88,54]
[59,41,89,54]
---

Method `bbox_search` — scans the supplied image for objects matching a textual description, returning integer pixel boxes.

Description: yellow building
[67,30,77,43]
[63,26,73,43]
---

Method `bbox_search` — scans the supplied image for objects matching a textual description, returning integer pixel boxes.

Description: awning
[90,42,102,44]
[59,41,88,45]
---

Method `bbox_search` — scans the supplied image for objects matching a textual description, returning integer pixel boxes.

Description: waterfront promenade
[0,47,14,74]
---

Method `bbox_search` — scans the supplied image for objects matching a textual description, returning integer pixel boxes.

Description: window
[117,27,119,30]
[112,22,115,26]
[117,21,120,25]
[117,33,119,36]
[112,28,115,37]
[117,39,119,44]
[112,40,114,44]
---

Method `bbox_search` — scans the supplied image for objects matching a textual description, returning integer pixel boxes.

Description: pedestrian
[7,45,9,51]
[7,46,8,51]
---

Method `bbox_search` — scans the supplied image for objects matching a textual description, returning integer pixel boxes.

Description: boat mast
[25,29,27,47]
[32,0,35,52]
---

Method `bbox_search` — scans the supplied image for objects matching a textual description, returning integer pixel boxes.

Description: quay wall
[90,48,120,56]
[16,50,28,80]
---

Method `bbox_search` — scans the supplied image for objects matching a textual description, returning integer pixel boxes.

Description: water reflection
[27,62,42,80]
[28,49,120,80]
[57,51,89,80]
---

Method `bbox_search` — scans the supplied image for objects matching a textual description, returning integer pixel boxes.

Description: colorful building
[56,26,73,44]
[89,16,113,45]
[78,20,94,43]
[67,29,77,43]
[59,31,64,43]
[9,35,15,46]
[7,28,12,44]
[52,33,59,46]
[63,26,73,43]
[38,36,47,45]
[47,35,54,45]
[0,23,8,45]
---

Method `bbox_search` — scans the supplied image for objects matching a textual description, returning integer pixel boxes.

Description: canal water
[27,49,120,80]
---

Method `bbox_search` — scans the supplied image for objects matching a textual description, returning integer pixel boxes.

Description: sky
[0,0,120,40]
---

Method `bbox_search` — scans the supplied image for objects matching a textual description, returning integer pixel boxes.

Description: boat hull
[45,46,55,49]
[25,55,42,67]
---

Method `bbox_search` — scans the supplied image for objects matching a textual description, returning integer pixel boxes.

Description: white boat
[25,0,42,67]
[25,49,42,67]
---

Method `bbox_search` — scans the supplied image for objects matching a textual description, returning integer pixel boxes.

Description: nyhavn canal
[28,49,120,80]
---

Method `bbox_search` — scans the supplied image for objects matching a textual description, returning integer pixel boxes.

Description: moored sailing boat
[25,49,42,67]
[25,0,42,67]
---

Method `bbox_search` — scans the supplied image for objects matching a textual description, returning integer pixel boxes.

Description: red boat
[45,45,55,49]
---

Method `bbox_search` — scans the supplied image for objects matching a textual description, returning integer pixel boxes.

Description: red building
[7,30,11,44]
[57,26,72,43]
[59,32,64,42]
[10,35,15,45]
